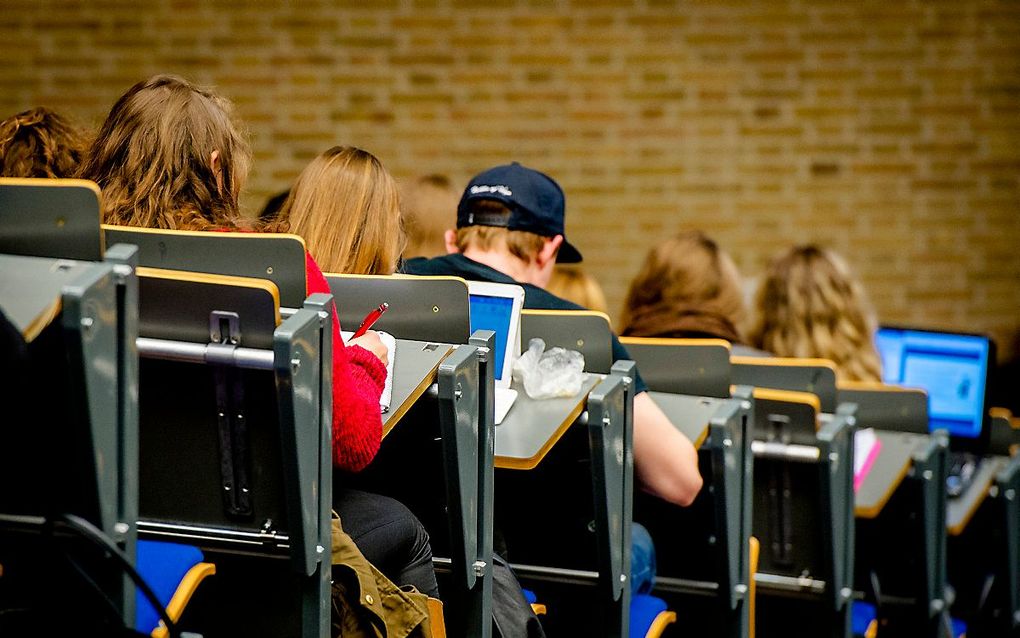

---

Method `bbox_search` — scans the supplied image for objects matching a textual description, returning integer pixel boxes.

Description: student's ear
[444,229,459,254]
[536,235,564,269]
[210,150,224,194]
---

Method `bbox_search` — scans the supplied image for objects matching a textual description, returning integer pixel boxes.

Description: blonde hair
[547,266,609,314]
[620,230,747,343]
[454,200,547,263]
[79,74,251,230]
[752,245,882,382]
[270,146,403,275]
[0,107,89,178]
[401,174,458,258]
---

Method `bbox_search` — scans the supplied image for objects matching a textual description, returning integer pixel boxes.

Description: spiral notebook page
[341,330,396,413]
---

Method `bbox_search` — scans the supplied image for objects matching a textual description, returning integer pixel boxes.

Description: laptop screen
[469,294,515,381]
[875,327,991,440]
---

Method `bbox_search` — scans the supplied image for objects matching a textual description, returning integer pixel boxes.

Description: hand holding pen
[352,302,389,338]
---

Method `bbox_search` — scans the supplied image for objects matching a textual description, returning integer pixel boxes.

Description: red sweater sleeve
[304,253,385,473]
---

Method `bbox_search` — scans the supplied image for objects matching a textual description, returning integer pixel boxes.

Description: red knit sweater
[304,254,386,472]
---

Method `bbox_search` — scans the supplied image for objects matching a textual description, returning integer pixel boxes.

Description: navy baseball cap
[457,162,583,263]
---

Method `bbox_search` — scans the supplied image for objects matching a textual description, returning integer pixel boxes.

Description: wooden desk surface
[947,456,1006,536]
[382,339,453,437]
[494,374,601,470]
[647,391,715,450]
[0,254,95,342]
[855,430,929,519]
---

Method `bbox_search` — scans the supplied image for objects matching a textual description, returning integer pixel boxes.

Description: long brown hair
[78,74,251,230]
[0,107,88,178]
[269,146,403,275]
[620,230,747,343]
[751,245,882,382]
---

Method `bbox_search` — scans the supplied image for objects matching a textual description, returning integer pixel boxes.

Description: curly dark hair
[0,107,89,178]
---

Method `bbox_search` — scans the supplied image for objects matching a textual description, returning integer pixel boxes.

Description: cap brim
[557,239,583,264]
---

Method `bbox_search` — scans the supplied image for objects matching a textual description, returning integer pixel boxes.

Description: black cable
[56,513,181,638]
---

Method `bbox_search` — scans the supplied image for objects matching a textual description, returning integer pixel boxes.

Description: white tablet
[467,281,526,390]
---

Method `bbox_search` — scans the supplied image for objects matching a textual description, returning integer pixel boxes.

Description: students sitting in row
[77,75,438,599]
[0,106,88,178]
[751,244,883,382]
[403,162,704,507]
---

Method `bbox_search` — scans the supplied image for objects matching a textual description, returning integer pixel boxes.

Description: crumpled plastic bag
[512,337,585,400]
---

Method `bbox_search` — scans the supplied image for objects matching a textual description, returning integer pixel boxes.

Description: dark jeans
[333,487,440,598]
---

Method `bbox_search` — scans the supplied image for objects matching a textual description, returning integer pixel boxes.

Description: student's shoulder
[522,285,586,312]
[400,256,444,275]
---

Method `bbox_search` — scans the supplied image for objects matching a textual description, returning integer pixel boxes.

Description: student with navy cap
[403,162,703,508]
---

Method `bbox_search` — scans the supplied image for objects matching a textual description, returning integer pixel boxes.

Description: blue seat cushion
[134,540,204,633]
[951,617,967,638]
[630,593,669,638]
[851,601,876,637]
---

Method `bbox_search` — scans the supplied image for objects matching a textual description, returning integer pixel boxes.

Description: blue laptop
[875,326,994,451]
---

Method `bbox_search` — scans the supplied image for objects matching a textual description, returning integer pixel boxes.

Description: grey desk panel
[104,226,307,308]
[733,360,838,414]
[623,339,731,399]
[382,339,453,436]
[494,375,601,469]
[838,387,928,435]
[0,254,98,341]
[521,311,613,374]
[327,274,471,344]
[947,456,1005,536]
[0,178,104,261]
[647,391,715,450]
[855,431,928,518]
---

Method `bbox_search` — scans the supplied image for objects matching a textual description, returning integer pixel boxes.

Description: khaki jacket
[330,514,435,638]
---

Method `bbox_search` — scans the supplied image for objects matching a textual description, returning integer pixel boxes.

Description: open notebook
[342,330,396,413]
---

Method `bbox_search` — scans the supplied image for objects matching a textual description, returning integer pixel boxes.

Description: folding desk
[946,453,1020,636]
[853,430,948,638]
[340,332,492,638]
[642,389,754,638]
[493,376,602,469]
[0,252,136,628]
[383,339,454,436]
[493,362,635,638]
[133,269,331,638]
[946,457,1006,537]
[854,431,931,519]
[748,388,856,638]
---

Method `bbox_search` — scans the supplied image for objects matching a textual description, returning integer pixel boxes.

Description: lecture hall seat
[629,594,677,638]
[135,540,215,638]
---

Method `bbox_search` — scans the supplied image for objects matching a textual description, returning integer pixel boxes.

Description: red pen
[352,302,389,339]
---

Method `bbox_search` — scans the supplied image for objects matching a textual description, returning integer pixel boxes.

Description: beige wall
[5,0,1019,356]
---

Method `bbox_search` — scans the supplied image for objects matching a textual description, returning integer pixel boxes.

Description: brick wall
[5,0,1019,358]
